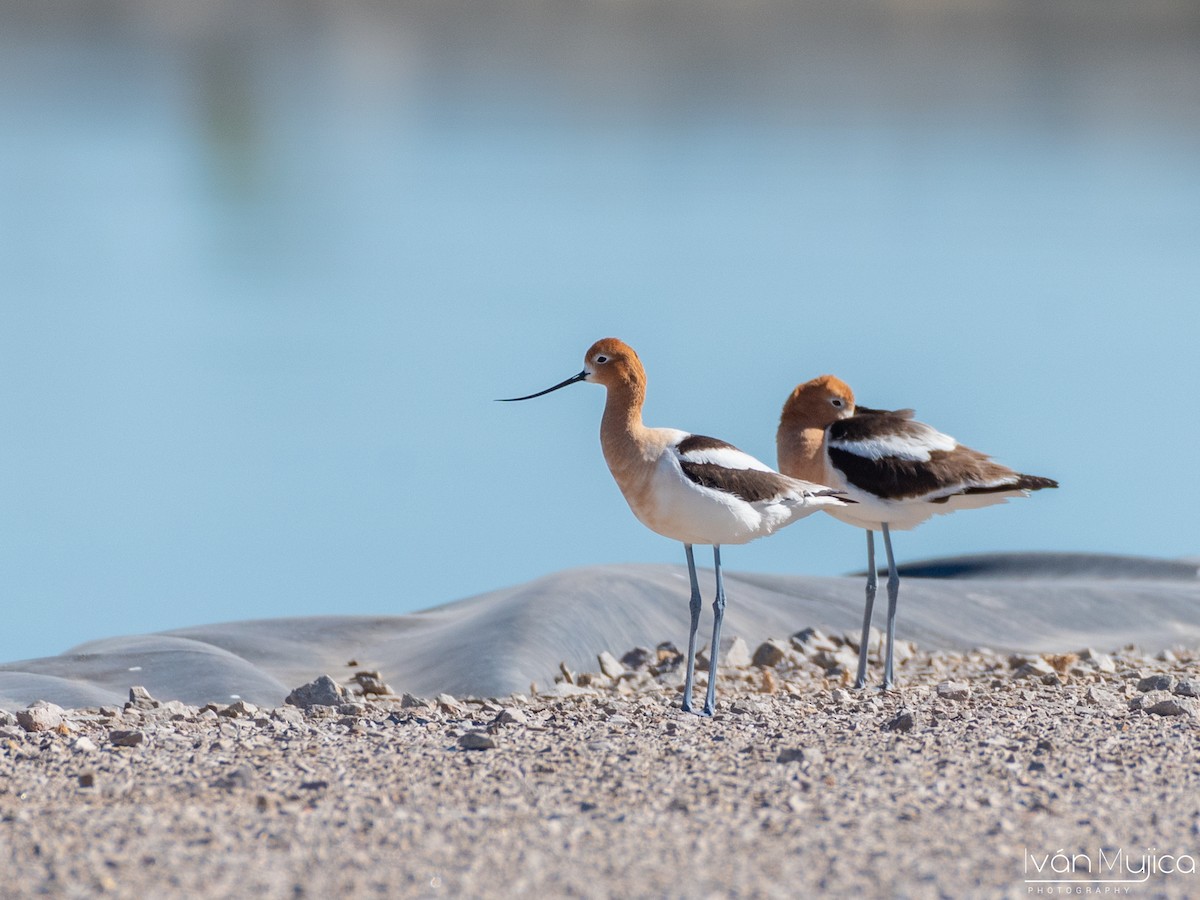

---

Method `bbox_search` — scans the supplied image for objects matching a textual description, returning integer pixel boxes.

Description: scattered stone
[813,648,860,673]
[458,731,496,750]
[1085,686,1119,706]
[1137,674,1176,693]
[751,640,788,669]
[0,710,17,727]
[791,627,838,654]
[653,642,684,672]
[1013,659,1056,681]
[158,700,193,718]
[936,681,972,702]
[547,682,597,698]
[885,709,916,733]
[598,651,626,679]
[109,729,145,747]
[1079,648,1117,673]
[1044,653,1079,674]
[1174,679,1199,698]
[400,693,430,709]
[16,702,65,733]
[891,640,917,665]
[352,671,393,696]
[1146,698,1193,717]
[219,700,260,718]
[285,675,349,709]
[126,686,159,710]
[620,647,654,670]
[437,694,466,714]
[492,708,529,726]
[842,627,882,655]
[721,636,752,669]
[70,736,98,754]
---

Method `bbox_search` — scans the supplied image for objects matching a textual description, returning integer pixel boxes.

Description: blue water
[2,2,1198,664]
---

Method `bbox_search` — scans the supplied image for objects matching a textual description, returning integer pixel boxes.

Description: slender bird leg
[702,546,727,717]
[881,523,900,690]
[854,529,878,689]
[681,543,703,714]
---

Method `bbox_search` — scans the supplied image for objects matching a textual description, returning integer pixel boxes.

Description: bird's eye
[831,399,844,408]
[595,355,609,364]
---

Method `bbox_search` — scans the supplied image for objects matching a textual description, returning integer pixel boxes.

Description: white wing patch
[829,425,957,462]
[675,443,775,473]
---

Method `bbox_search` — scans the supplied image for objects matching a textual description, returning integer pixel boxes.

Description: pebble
[1084,685,1119,706]
[1174,679,1199,698]
[70,736,99,754]
[885,709,916,733]
[620,647,654,670]
[598,651,626,679]
[285,675,348,709]
[936,681,971,702]
[493,708,529,726]
[722,637,752,669]
[1079,648,1117,673]
[1137,674,1176,693]
[219,700,260,718]
[109,730,146,747]
[127,686,159,710]
[790,626,837,653]
[751,640,788,668]
[16,702,65,733]
[352,671,393,696]
[1012,658,1055,680]
[1146,698,1194,717]
[458,732,497,750]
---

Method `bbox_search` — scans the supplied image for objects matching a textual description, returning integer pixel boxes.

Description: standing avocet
[501,338,850,716]
[776,375,1058,689]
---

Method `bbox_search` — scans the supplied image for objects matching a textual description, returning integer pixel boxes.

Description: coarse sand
[3,633,1199,899]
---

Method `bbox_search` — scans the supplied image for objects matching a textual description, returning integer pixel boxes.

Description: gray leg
[702,546,727,717]
[681,544,702,713]
[854,529,877,689]
[881,523,900,690]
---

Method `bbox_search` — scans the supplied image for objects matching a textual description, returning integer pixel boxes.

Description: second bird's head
[779,374,857,431]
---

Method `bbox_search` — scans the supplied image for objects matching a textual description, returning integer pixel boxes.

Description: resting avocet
[777,374,1058,689]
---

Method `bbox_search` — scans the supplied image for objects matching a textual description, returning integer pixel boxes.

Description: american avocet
[501,338,851,716]
[776,375,1058,689]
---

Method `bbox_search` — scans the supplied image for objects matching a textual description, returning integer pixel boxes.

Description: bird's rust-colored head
[497,337,646,403]
[779,374,856,431]
[776,374,855,482]
[582,338,645,393]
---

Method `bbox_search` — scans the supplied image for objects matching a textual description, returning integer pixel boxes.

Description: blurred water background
[1,0,1198,664]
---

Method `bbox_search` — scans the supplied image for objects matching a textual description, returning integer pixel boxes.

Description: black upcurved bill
[497,370,587,401]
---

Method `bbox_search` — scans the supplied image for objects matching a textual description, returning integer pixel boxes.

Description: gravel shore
[3,631,1198,899]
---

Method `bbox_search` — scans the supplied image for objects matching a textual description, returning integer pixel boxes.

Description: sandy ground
[3,628,1199,899]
